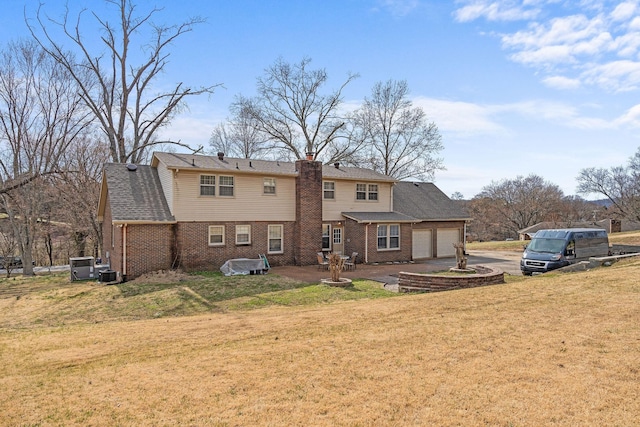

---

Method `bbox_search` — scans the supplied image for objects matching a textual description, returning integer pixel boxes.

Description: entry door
[333,227,344,254]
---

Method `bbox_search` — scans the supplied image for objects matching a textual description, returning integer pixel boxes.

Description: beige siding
[156,163,174,215]
[172,171,296,221]
[322,180,393,221]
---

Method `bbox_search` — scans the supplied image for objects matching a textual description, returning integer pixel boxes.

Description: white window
[356,183,379,201]
[219,176,234,196]
[200,175,215,196]
[377,224,400,250]
[263,178,276,195]
[236,225,251,245]
[322,224,331,251]
[368,184,378,201]
[208,225,225,246]
[323,181,335,199]
[268,224,283,254]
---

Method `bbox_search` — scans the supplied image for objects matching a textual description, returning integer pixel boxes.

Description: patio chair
[344,252,358,270]
[317,252,329,270]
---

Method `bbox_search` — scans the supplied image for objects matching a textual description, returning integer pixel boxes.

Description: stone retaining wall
[398,265,505,293]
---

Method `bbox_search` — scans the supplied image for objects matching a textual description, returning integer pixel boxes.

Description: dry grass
[1,258,640,425]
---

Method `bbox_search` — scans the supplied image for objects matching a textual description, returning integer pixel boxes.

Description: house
[97,152,470,280]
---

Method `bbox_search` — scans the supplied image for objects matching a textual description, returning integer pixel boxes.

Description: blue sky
[3,0,640,199]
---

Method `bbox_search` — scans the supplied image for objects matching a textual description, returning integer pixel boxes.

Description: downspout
[122,223,127,279]
[365,223,370,264]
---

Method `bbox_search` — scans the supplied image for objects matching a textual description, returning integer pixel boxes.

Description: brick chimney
[294,159,323,265]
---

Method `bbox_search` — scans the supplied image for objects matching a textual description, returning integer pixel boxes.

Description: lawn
[0,254,639,425]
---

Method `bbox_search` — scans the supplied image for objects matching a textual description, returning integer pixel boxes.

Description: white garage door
[412,229,432,259]
[437,228,460,257]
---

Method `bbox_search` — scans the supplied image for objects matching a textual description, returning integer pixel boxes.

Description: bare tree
[56,137,110,258]
[0,39,92,275]
[235,57,359,163]
[209,103,271,159]
[29,0,218,164]
[349,80,443,180]
[470,174,565,239]
[577,147,640,221]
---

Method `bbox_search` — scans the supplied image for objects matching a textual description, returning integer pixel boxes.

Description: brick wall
[343,218,412,264]
[398,266,505,292]
[125,224,174,279]
[294,160,323,265]
[176,221,296,271]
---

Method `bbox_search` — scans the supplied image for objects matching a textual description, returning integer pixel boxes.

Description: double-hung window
[219,176,234,196]
[356,183,378,201]
[236,225,251,245]
[208,225,225,246]
[367,184,378,200]
[323,181,335,200]
[268,225,283,254]
[200,175,216,196]
[263,178,276,195]
[377,224,400,250]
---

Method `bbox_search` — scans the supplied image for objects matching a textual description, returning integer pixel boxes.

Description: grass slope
[0,256,639,425]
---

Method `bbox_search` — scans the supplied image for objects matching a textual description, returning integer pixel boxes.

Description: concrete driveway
[465,250,523,276]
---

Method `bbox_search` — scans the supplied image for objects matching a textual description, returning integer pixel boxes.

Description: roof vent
[334,162,340,169]
[249,161,253,168]
[191,158,195,167]
[126,164,137,172]
[413,182,419,186]
[236,162,239,169]
[217,152,224,161]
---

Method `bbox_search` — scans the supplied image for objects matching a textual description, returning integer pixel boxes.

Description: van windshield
[527,238,565,254]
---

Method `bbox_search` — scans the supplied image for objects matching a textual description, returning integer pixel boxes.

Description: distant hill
[590,199,613,208]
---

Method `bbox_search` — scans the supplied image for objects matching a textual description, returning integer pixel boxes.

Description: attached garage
[412,229,432,259]
[436,228,460,257]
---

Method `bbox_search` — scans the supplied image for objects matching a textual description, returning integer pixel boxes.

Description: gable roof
[99,163,175,224]
[151,152,397,183]
[393,181,470,221]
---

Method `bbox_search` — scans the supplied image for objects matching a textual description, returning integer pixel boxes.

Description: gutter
[122,223,127,279]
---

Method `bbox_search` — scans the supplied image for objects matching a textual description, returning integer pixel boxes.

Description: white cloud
[542,75,582,89]
[615,103,640,127]
[611,1,638,22]
[581,60,640,91]
[454,0,542,22]
[454,1,640,92]
[412,97,506,136]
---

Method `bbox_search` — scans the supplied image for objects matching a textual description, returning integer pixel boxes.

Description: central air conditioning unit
[70,257,95,281]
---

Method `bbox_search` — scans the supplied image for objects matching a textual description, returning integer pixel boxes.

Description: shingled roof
[393,181,470,221]
[101,163,175,223]
[152,152,397,183]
